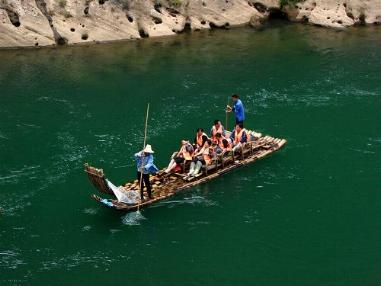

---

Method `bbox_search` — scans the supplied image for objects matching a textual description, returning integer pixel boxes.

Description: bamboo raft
[85,135,286,212]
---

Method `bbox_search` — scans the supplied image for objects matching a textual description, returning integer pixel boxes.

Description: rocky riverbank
[0,0,380,49]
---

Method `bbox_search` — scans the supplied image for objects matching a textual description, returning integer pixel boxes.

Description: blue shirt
[134,152,159,174]
[232,99,245,122]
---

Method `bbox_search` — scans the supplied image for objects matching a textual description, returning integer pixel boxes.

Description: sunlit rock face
[0,0,55,47]
[289,0,381,28]
[0,0,380,48]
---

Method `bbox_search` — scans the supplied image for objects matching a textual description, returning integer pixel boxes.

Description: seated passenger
[165,140,194,174]
[187,139,214,178]
[230,123,247,153]
[194,128,209,150]
[210,120,226,143]
[214,133,223,154]
[214,133,231,154]
[220,138,232,153]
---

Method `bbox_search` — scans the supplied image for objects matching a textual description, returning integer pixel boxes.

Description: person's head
[196,128,204,136]
[143,144,154,155]
[222,139,229,148]
[214,119,221,128]
[215,133,222,140]
[235,123,243,132]
[231,94,239,102]
[204,139,212,147]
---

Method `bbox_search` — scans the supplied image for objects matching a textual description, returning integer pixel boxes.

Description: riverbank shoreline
[0,0,380,50]
[0,20,379,52]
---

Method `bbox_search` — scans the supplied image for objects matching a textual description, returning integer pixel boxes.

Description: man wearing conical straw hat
[135,144,158,200]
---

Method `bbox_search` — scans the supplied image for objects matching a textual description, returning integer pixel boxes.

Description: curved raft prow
[84,163,113,196]
[85,135,287,212]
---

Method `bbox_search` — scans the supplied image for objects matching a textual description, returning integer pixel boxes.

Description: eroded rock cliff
[0,0,380,48]
[286,0,381,28]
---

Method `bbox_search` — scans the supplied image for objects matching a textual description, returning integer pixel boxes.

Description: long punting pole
[225,96,229,130]
[138,103,150,211]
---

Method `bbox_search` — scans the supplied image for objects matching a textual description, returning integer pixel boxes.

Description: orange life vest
[196,132,207,147]
[180,144,193,160]
[211,125,223,141]
[218,139,224,149]
[234,129,247,145]
[219,140,232,151]
[202,147,212,165]
[246,131,252,143]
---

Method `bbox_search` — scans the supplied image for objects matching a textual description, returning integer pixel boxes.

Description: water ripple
[154,194,218,209]
[40,251,130,271]
[121,210,147,226]
[0,250,26,270]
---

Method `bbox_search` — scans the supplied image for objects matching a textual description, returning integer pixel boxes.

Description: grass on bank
[169,0,182,7]
[57,0,67,8]
[280,0,302,7]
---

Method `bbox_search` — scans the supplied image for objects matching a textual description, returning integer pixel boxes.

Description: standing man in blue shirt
[227,94,245,126]
[135,144,159,200]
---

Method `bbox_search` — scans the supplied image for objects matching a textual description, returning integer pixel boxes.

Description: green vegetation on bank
[280,0,301,7]
[57,0,67,8]
[169,0,182,7]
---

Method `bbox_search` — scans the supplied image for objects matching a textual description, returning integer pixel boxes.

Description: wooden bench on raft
[203,139,272,175]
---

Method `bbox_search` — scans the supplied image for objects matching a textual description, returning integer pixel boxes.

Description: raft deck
[85,135,286,212]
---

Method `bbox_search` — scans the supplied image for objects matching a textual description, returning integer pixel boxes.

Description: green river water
[0,23,380,285]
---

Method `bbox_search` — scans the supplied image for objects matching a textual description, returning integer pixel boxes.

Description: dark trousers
[137,172,152,199]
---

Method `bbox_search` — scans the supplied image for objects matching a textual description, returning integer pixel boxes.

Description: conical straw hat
[143,144,154,153]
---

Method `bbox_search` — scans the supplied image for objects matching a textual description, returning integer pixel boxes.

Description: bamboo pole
[137,103,150,211]
[225,96,230,131]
